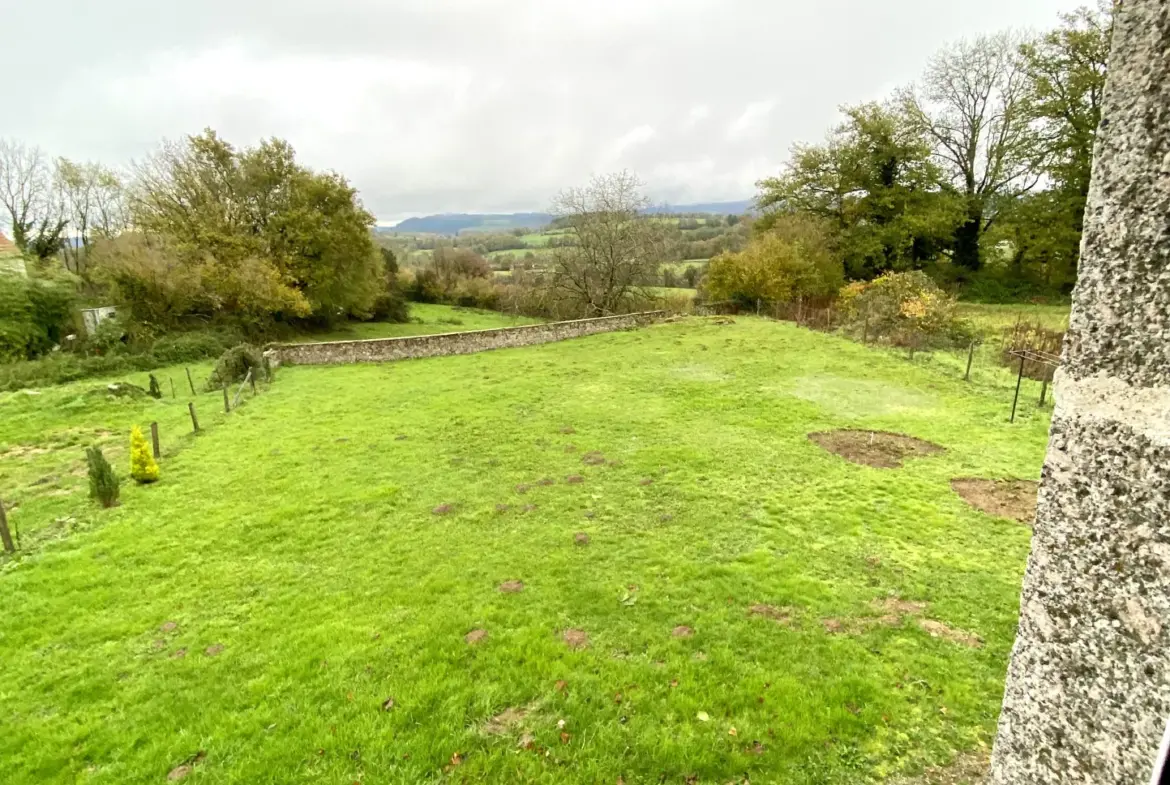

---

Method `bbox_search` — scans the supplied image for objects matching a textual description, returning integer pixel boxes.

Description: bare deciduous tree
[900,32,1041,272]
[550,171,664,316]
[56,158,130,274]
[0,138,55,252]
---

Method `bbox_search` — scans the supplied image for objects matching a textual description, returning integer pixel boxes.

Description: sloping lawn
[0,317,1049,784]
[294,303,542,343]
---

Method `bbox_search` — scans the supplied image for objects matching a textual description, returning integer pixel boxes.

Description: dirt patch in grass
[951,478,1038,524]
[536,477,555,486]
[873,597,927,617]
[482,706,528,735]
[465,629,488,645]
[562,629,589,649]
[821,618,845,634]
[581,451,606,466]
[514,484,530,494]
[564,444,578,453]
[560,426,576,435]
[499,580,525,593]
[892,749,989,784]
[808,430,944,469]
[749,605,796,626]
[565,475,585,485]
[495,504,510,513]
[204,644,224,657]
[432,503,455,516]
[638,477,654,486]
[574,532,590,546]
[672,625,694,638]
[919,619,984,649]
[0,444,52,460]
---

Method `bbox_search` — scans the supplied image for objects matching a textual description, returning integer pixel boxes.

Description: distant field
[958,303,1071,334]
[290,304,542,343]
[647,286,698,302]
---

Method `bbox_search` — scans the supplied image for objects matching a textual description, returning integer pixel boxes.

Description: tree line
[721,2,1113,307]
[0,130,404,364]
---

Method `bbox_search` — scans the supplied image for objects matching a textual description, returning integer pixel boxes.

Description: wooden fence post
[0,498,15,553]
[186,368,197,396]
[188,402,200,433]
[222,383,230,413]
[964,341,977,382]
[250,372,257,395]
[1010,353,1026,423]
[150,422,161,459]
[233,369,252,408]
[169,377,176,399]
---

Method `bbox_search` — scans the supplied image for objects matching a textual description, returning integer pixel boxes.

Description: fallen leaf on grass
[728,727,738,737]
[166,751,206,781]
[696,711,710,722]
[560,732,570,744]
[555,680,568,693]
[518,733,536,750]
[381,697,395,712]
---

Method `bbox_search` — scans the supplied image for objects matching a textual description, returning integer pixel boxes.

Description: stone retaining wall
[268,311,665,366]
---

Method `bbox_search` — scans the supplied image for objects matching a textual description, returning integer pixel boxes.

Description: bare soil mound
[951,478,1038,524]
[809,430,944,468]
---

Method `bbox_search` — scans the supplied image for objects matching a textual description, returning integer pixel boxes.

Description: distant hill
[386,200,754,235]
[387,213,553,234]
[644,200,754,216]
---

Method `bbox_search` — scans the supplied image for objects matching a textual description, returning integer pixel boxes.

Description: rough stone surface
[268,312,665,366]
[988,4,1170,783]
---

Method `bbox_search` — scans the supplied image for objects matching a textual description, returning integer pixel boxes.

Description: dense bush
[150,330,241,365]
[0,271,78,362]
[206,344,264,390]
[704,215,844,307]
[839,270,975,349]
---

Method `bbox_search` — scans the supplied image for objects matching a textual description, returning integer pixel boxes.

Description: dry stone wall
[268,311,665,366]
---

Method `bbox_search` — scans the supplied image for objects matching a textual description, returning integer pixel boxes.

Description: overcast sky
[4,0,1082,223]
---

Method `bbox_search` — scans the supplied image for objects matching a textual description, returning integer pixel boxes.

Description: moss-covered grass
[0,317,1048,784]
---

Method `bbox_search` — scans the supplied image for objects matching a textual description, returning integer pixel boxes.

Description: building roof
[0,231,16,255]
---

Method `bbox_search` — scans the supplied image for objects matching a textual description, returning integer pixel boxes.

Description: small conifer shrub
[86,447,120,507]
[129,426,160,484]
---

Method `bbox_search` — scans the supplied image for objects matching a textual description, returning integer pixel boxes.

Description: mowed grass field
[0,316,1051,784]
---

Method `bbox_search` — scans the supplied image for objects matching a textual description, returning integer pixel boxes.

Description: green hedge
[0,329,243,392]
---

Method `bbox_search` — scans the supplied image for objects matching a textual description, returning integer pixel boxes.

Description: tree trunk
[952,205,983,273]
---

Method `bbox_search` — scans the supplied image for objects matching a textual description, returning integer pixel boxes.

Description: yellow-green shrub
[129,426,160,484]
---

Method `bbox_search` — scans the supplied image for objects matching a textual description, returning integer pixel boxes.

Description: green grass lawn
[0,317,1049,784]
[957,303,1070,334]
[293,304,542,343]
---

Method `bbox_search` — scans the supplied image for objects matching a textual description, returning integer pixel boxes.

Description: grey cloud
[4,0,1081,221]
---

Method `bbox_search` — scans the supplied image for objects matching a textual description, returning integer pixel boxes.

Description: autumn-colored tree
[704,215,844,307]
[124,129,390,326]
